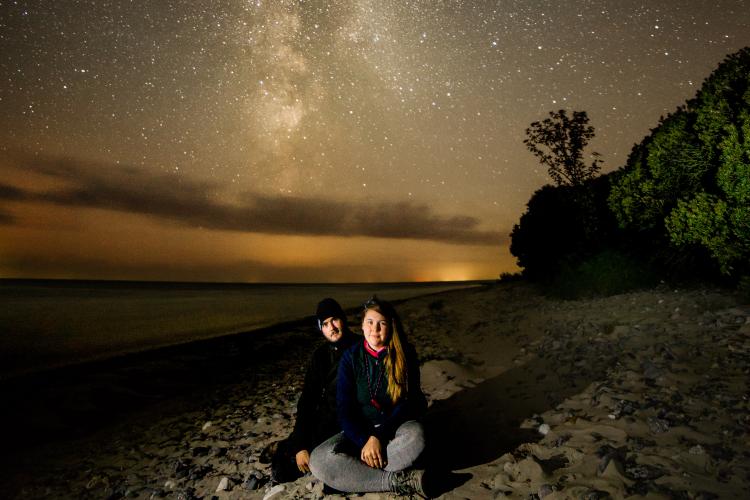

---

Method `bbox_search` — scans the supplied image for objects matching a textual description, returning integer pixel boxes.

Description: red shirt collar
[363,338,387,358]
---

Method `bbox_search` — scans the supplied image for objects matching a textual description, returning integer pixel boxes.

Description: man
[271,297,357,483]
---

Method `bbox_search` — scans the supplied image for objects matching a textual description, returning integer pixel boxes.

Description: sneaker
[391,469,427,498]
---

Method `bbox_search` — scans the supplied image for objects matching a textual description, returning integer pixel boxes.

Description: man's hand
[360,435,386,469]
[295,449,311,473]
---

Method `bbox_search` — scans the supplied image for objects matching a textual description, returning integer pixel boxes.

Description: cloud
[1,154,505,246]
[0,183,28,201]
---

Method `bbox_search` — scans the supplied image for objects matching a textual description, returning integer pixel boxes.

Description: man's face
[321,316,344,343]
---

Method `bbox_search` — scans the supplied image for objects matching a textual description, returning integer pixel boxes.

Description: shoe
[391,469,427,498]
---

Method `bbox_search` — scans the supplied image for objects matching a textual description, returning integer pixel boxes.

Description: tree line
[510,46,750,295]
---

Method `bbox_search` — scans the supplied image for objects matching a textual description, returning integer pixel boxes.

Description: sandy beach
[3,282,749,499]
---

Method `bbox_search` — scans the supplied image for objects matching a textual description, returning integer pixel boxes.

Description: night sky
[1,0,749,283]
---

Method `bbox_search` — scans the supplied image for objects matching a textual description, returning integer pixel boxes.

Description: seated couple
[272,296,429,497]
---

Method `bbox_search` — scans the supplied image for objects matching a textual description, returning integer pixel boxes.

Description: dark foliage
[510,174,619,282]
[524,110,602,186]
[510,47,750,292]
[610,46,750,282]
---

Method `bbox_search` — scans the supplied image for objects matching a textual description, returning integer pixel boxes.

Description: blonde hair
[363,297,408,403]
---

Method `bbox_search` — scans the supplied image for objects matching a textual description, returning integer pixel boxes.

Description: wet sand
[3,282,748,499]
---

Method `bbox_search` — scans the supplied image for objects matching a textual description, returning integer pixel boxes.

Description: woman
[309,296,429,496]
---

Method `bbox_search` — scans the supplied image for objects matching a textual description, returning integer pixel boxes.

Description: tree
[666,109,750,276]
[510,174,619,281]
[608,109,709,232]
[524,110,602,186]
[608,47,750,281]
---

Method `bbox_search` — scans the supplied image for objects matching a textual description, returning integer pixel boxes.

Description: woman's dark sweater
[336,339,427,448]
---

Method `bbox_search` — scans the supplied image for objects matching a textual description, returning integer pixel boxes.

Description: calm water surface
[0,280,482,379]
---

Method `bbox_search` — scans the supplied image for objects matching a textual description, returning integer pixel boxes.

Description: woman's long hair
[363,296,408,403]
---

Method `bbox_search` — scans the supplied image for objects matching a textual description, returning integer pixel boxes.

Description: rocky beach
[3,282,749,499]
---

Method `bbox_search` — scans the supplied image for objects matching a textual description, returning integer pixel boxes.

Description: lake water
[0,279,482,379]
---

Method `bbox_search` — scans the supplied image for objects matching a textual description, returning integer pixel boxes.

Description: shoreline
[3,281,748,499]
[1,280,483,381]
[0,286,485,453]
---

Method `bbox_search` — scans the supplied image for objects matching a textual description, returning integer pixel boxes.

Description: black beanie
[316,298,345,330]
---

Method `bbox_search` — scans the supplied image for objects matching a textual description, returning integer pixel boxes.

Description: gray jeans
[309,420,425,492]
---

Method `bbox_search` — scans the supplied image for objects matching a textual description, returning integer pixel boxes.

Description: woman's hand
[361,435,386,469]
[295,449,311,473]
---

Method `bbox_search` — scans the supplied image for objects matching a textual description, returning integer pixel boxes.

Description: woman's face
[362,309,390,349]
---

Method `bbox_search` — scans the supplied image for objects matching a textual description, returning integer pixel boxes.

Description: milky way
[1,0,749,282]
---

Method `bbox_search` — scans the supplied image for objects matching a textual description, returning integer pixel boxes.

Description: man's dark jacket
[287,330,357,453]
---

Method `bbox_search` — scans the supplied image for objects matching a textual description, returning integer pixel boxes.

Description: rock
[202,421,213,431]
[538,484,554,497]
[689,444,705,455]
[309,480,324,497]
[164,480,176,490]
[172,459,190,479]
[148,488,167,499]
[647,417,670,434]
[191,446,209,457]
[176,487,197,500]
[611,399,637,419]
[243,471,265,490]
[211,446,227,457]
[624,463,664,480]
[263,484,285,500]
[216,477,231,492]
[187,464,212,481]
[596,445,626,475]
[538,423,551,436]
[642,360,661,380]
[581,489,610,500]
[553,434,571,447]
[612,325,630,336]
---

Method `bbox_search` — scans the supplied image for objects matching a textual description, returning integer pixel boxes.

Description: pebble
[538,483,554,497]
[172,459,190,478]
[243,471,264,490]
[612,325,630,336]
[192,446,209,457]
[216,477,230,492]
[263,484,285,500]
[647,417,670,434]
[17,285,749,500]
[625,463,664,480]
[642,360,661,380]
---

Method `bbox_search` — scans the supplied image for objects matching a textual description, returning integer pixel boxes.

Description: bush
[544,250,659,299]
[510,174,619,281]
[498,272,523,283]
[609,46,750,286]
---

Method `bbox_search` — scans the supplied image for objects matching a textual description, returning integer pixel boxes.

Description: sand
[3,282,749,499]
